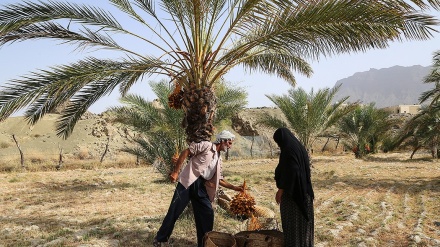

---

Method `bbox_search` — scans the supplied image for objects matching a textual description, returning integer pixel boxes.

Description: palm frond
[325,99,358,130]
[419,85,440,104]
[110,94,162,133]
[260,94,295,128]
[390,104,440,151]
[263,85,354,149]
[424,51,440,83]
[0,21,135,54]
[158,0,195,51]
[338,103,394,156]
[109,0,146,24]
[215,81,247,123]
[133,0,156,16]
[239,49,313,86]
[123,134,175,170]
[0,0,179,57]
[420,50,440,104]
[0,1,122,33]
[55,78,121,138]
[231,1,438,62]
[399,0,440,10]
[0,57,168,134]
[258,113,288,130]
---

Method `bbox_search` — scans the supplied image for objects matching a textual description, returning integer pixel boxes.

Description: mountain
[333,65,433,108]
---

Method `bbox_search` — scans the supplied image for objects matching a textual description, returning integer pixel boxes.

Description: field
[0,152,439,247]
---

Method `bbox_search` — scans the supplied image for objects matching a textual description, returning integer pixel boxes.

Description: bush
[0,141,11,149]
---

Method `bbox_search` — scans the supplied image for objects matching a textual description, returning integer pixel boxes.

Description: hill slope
[333,65,433,108]
[0,109,282,162]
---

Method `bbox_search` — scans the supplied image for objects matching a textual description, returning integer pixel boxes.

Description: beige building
[382,104,421,114]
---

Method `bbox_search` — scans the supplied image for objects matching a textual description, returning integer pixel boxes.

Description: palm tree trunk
[181,84,217,143]
[410,145,421,159]
[321,137,330,152]
[335,137,340,150]
[431,145,438,159]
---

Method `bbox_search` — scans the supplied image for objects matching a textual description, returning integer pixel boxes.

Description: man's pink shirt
[178,141,223,202]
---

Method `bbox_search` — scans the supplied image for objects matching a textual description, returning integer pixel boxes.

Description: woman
[273,127,314,246]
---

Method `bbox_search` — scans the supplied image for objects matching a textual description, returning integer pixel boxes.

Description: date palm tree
[387,105,440,158]
[260,85,356,152]
[0,0,439,142]
[110,79,246,176]
[420,50,440,157]
[420,50,440,110]
[338,103,396,158]
[390,50,440,158]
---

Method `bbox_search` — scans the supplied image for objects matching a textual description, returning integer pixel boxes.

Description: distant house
[382,105,421,114]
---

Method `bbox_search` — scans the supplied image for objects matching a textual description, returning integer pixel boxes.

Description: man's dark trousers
[155,177,214,247]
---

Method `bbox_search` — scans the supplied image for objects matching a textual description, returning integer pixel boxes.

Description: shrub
[0,141,11,149]
[76,148,90,160]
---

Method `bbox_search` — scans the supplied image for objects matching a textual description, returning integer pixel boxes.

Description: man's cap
[214,130,235,143]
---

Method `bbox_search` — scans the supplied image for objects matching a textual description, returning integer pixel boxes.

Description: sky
[0,0,439,114]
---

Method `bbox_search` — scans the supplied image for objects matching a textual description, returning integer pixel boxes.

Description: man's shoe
[153,238,165,247]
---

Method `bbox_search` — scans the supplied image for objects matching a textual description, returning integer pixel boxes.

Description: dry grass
[0,141,12,149]
[0,153,140,173]
[76,147,91,160]
[0,152,439,246]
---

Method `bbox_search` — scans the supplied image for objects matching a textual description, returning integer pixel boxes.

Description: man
[153,130,243,247]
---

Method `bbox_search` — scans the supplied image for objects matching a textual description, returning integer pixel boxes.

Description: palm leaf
[0,1,122,33]
[0,21,132,53]
[215,81,247,123]
[262,85,354,149]
[0,57,168,134]
[239,49,313,85]
[420,50,440,104]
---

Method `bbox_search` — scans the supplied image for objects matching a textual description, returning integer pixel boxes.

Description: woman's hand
[275,189,283,204]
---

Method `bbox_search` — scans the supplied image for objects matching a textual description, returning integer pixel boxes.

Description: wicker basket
[217,197,230,211]
[234,230,284,247]
[252,205,275,218]
[218,189,233,201]
[204,231,237,247]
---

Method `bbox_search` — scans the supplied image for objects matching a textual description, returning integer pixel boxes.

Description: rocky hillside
[333,65,433,108]
[0,108,285,163]
[0,112,136,161]
[0,106,415,165]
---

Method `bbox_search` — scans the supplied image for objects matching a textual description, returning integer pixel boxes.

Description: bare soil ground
[1,152,439,247]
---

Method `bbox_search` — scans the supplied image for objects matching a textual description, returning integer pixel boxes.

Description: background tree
[386,106,440,158]
[420,50,440,111]
[387,51,440,158]
[215,82,248,124]
[110,79,246,176]
[0,0,439,142]
[260,85,356,152]
[338,104,395,158]
[420,50,440,158]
